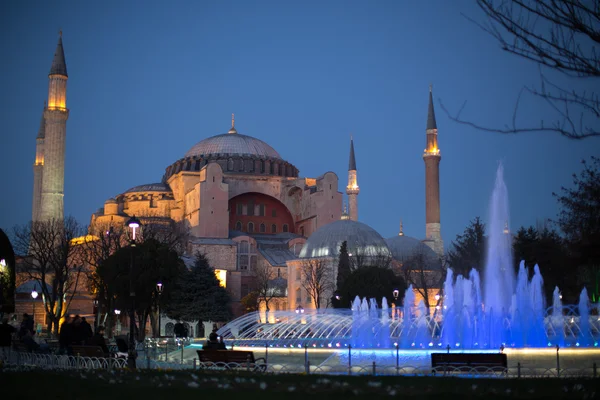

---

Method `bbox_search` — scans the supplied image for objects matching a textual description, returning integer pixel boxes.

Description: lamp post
[114,309,121,336]
[31,286,39,326]
[393,288,399,301]
[295,305,304,314]
[156,281,163,337]
[127,215,141,369]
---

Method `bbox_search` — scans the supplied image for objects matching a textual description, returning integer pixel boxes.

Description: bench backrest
[431,353,507,367]
[72,345,105,358]
[197,350,256,364]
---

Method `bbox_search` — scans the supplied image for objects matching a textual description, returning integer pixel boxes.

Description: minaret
[39,32,69,222]
[423,85,443,256]
[398,218,404,236]
[346,136,359,221]
[32,104,46,222]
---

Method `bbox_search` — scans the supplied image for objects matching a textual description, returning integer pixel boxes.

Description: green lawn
[1,367,597,399]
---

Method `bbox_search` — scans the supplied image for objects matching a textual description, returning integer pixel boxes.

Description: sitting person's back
[89,326,110,355]
[203,332,225,350]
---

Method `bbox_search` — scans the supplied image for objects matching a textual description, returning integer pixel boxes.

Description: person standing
[0,318,16,358]
[80,317,93,343]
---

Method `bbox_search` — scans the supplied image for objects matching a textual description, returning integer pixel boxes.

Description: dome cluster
[299,219,441,269]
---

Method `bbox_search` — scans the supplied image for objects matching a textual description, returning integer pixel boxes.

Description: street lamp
[334,291,341,301]
[295,305,304,314]
[31,286,38,325]
[126,215,141,369]
[434,293,441,301]
[393,288,399,301]
[156,281,163,337]
[114,309,121,335]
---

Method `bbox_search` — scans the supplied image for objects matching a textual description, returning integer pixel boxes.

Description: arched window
[238,158,244,171]
[259,223,266,233]
[235,221,242,231]
[295,288,302,304]
[260,160,265,173]
[239,240,249,253]
[300,226,304,236]
[248,222,254,233]
[227,158,234,171]
[283,224,289,233]
[271,224,277,233]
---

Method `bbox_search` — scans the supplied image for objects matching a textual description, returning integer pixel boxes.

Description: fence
[2,350,599,378]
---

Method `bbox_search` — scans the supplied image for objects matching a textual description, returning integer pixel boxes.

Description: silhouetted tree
[443,0,600,139]
[300,258,334,309]
[12,217,86,335]
[400,243,444,312]
[340,266,405,308]
[513,224,572,302]
[241,291,259,313]
[333,241,351,308]
[554,156,600,300]
[103,238,185,340]
[446,217,487,276]
[164,252,231,324]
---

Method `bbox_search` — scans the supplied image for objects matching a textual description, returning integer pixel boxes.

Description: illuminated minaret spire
[39,32,69,221]
[346,136,359,221]
[32,103,46,222]
[423,85,443,256]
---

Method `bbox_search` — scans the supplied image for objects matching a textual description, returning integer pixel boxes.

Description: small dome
[300,220,391,259]
[105,198,117,204]
[185,133,282,160]
[385,235,441,270]
[124,182,171,193]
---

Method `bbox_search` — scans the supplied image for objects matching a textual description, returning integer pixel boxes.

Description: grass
[1,367,597,399]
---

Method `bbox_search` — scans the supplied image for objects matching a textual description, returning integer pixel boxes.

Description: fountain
[216,164,599,351]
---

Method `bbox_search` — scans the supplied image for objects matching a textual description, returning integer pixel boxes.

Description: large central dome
[185,132,282,160]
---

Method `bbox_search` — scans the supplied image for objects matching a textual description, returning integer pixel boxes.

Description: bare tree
[300,258,334,309]
[12,217,85,335]
[79,222,126,336]
[251,262,278,312]
[136,217,189,256]
[400,244,445,313]
[442,0,600,139]
[350,247,393,270]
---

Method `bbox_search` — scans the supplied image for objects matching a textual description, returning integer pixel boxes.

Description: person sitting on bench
[203,332,226,350]
[88,325,110,356]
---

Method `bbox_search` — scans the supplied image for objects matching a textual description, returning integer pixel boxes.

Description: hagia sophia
[20,34,444,335]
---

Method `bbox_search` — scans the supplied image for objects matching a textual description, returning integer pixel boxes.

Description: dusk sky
[1,0,598,246]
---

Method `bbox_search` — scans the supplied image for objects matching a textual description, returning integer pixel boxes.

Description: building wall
[229,192,295,234]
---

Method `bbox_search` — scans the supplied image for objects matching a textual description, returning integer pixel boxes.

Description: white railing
[2,351,598,378]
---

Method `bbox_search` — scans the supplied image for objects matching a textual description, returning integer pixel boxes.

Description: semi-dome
[385,235,441,270]
[185,133,282,160]
[124,182,171,193]
[299,220,391,259]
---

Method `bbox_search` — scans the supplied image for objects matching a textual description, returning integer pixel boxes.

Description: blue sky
[0,0,598,247]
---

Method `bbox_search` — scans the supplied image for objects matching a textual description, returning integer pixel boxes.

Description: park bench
[431,352,508,375]
[196,350,267,372]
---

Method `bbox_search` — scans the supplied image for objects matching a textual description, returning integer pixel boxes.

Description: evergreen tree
[513,225,572,302]
[446,217,487,276]
[337,241,351,289]
[333,241,351,308]
[555,156,600,301]
[165,252,232,322]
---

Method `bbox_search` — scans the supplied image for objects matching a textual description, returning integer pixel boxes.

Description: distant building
[22,34,446,328]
